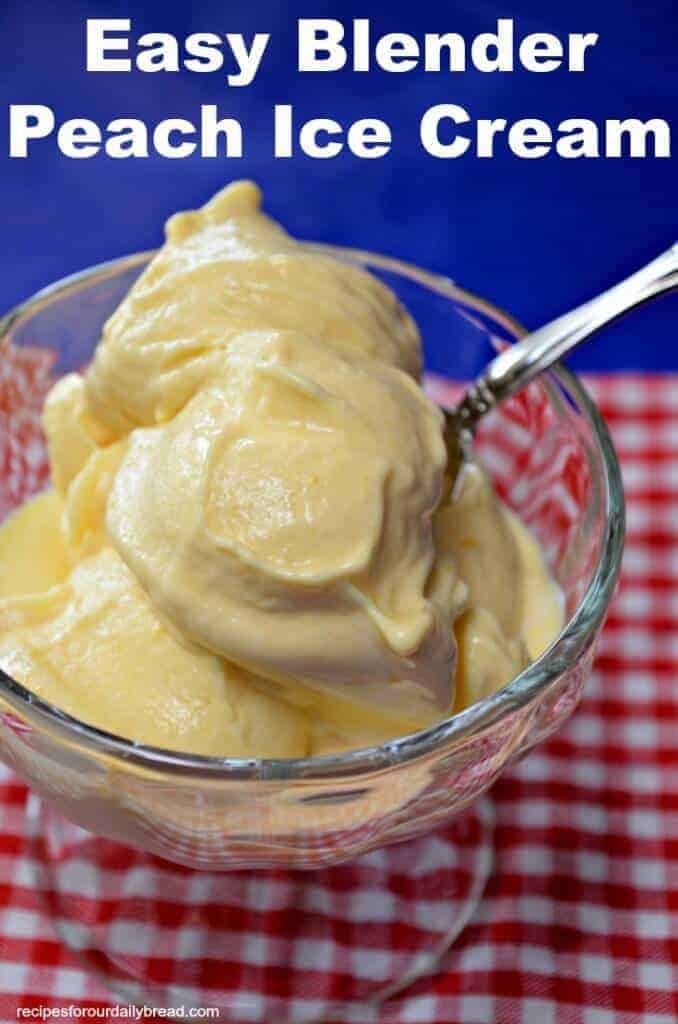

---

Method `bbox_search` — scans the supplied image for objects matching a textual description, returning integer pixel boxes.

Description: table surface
[0,371,676,1023]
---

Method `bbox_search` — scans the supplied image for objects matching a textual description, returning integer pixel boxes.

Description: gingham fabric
[0,373,676,1024]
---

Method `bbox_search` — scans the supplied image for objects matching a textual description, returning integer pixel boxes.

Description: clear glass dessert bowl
[0,248,624,1017]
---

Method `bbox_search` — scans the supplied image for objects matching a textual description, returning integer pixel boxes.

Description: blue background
[1,0,676,372]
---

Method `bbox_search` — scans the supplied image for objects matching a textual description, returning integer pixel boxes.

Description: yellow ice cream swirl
[0,181,562,757]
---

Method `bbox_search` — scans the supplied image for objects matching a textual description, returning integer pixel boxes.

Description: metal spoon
[445,243,678,486]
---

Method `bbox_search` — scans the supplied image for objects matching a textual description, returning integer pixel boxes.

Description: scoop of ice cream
[0,181,564,759]
[43,373,102,494]
[84,181,421,440]
[62,441,127,560]
[0,468,561,758]
[0,493,445,756]
[435,463,546,709]
[0,490,71,600]
[107,329,465,716]
[435,462,524,637]
[0,542,311,758]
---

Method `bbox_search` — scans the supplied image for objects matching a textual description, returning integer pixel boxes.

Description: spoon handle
[454,243,678,430]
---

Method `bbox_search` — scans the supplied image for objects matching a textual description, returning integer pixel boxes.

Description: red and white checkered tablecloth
[0,373,676,1024]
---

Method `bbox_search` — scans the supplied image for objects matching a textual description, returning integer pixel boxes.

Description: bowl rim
[0,247,625,782]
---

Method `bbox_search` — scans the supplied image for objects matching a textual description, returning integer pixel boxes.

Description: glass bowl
[0,248,624,1017]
